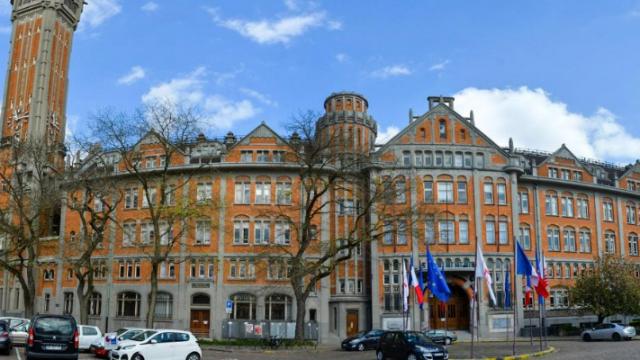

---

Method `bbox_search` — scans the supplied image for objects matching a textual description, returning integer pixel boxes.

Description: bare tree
[0,140,63,317]
[63,146,122,324]
[90,102,211,327]
[259,111,421,340]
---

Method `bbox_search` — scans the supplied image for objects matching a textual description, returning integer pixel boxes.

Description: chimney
[427,96,455,110]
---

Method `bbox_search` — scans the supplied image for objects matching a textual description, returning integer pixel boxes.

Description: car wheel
[186,352,201,360]
[612,333,621,341]
[357,343,365,351]
[445,337,451,345]
[376,350,385,360]
[132,353,145,360]
[583,333,591,342]
[408,354,418,360]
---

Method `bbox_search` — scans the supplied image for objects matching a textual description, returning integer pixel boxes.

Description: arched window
[463,258,470,268]
[117,291,141,318]
[154,292,173,319]
[604,231,616,254]
[192,293,210,306]
[254,217,271,245]
[89,292,102,316]
[483,178,494,205]
[629,233,639,256]
[547,226,560,251]
[265,294,292,321]
[439,119,447,139]
[230,293,256,320]
[454,258,461,268]
[563,227,576,252]
[496,259,503,283]
[456,176,468,204]
[545,191,559,216]
[603,199,615,222]
[437,258,444,269]
[578,228,591,253]
[445,258,452,268]
[561,193,574,217]
[576,195,589,219]
[233,216,250,244]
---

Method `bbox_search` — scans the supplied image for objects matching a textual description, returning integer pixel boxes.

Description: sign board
[225,300,233,314]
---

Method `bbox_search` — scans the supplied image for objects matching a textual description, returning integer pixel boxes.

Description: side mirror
[117,336,123,341]
[149,339,158,345]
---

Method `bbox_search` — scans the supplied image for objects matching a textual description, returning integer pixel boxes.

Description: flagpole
[471,236,479,359]
[512,239,518,356]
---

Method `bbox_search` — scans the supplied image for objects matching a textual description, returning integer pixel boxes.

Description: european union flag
[427,250,451,302]
[418,262,426,310]
[504,269,511,309]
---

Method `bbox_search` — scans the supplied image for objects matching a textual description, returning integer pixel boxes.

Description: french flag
[524,275,533,307]
[410,258,424,305]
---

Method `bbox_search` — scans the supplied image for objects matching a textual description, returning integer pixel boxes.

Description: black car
[376,331,448,360]
[0,320,11,355]
[25,314,78,360]
[341,330,384,351]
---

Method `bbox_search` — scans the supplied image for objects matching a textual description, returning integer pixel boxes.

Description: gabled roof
[375,103,510,158]
[231,122,291,149]
[538,144,593,175]
[619,160,640,180]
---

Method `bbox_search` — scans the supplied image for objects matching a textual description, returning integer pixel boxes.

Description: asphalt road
[5,339,639,359]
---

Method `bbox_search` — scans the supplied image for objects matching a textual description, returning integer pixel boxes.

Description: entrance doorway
[346,310,359,337]
[429,285,470,330]
[190,309,210,337]
[190,293,211,337]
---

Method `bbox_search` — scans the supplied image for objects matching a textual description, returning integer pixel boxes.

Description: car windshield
[122,330,144,340]
[406,332,431,343]
[130,330,156,342]
[34,317,74,336]
[355,331,366,337]
[116,328,129,336]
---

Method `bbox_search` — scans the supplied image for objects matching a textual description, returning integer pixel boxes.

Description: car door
[380,332,394,357]
[593,324,607,340]
[393,332,407,359]
[80,326,99,349]
[142,332,175,360]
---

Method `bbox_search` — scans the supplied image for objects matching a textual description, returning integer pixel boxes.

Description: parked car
[25,314,79,360]
[341,330,385,351]
[581,323,636,341]
[0,320,12,355]
[0,317,29,329]
[91,328,147,358]
[9,321,29,346]
[78,325,101,351]
[109,329,202,360]
[376,331,448,360]
[423,330,457,345]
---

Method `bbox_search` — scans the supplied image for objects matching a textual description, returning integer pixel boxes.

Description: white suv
[110,329,201,360]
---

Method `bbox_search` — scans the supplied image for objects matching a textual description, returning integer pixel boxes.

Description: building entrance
[429,285,470,330]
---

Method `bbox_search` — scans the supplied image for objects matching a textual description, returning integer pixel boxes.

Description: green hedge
[198,338,317,348]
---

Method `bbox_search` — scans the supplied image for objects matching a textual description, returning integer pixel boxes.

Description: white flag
[402,259,409,312]
[475,242,497,305]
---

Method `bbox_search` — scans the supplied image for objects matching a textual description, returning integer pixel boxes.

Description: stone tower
[0,0,84,149]
[316,92,378,154]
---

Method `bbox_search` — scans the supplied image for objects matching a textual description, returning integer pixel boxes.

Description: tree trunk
[24,266,37,317]
[294,294,307,341]
[146,262,159,328]
[598,314,605,324]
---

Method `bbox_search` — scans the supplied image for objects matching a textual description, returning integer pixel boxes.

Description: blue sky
[1,0,640,163]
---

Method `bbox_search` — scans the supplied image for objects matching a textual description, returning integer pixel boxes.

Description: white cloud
[117,66,146,85]
[141,1,159,12]
[142,67,258,130]
[335,53,349,63]
[371,65,412,79]
[240,88,278,107]
[212,67,244,86]
[453,87,640,163]
[376,126,400,144]
[65,114,80,141]
[206,8,337,45]
[80,0,121,30]
[429,60,450,72]
[327,20,342,30]
[284,0,299,11]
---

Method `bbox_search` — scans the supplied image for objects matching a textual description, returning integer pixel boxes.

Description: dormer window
[573,171,583,181]
[439,120,447,139]
[548,168,558,178]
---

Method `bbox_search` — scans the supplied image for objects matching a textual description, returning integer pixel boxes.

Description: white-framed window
[425,217,435,244]
[629,233,639,256]
[437,182,453,203]
[142,188,157,208]
[561,169,570,180]
[547,227,560,251]
[454,153,463,167]
[196,182,212,202]
[574,171,583,181]
[498,219,508,244]
[549,288,569,308]
[423,181,433,203]
[159,222,172,245]
[545,193,558,216]
[124,188,138,209]
[395,180,406,203]
[276,182,292,204]
[255,181,271,204]
[397,219,407,245]
[159,261,176,279]
[457,181,467,203]
[229,258,255,280]
[577,198,589,218]
[438,220,454,244]
[561,197,574,217]
[563,228,576,252]
[605,231,616,254]
[256,150,269,162]
[383,221,393,245]
[275,221,291,245]
[272,151,285,162]
[626,205,636,224]
[233,219,250,244]
[234,181,251,204]
[195,220,211,245]
[267,259,291,280]
[459,220,469,244]
[497,183,507,205]
[486,220,495,244]
[140,222,154,244]
[402,151,411,167]
[579,229,591,253]
[518,191,529,214]
[548,168,558,178]
[254,218,271,245]
[123,222,136,246]
[414,151,423,167]
[63,292,74,314]
[519,225,531,250]
[145,156,156,169]
[164,185,175,206]
[603,202,614,221]
[484,182,494,204]
[240,151,253,162]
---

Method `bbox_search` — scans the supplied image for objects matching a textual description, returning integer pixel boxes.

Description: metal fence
[221,320,318,340]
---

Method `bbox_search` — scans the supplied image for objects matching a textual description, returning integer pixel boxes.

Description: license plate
[434,353,442,356]
[45,344,63,351]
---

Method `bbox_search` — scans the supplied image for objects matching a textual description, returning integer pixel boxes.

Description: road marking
[15,347,21,360]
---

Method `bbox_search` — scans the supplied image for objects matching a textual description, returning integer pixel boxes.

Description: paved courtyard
[7,339,640,359]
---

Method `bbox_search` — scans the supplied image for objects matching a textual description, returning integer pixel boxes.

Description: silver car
[8,321,29,345]
[581,323,636,341]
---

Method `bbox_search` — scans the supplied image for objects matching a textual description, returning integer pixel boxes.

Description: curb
[452,346,555,360]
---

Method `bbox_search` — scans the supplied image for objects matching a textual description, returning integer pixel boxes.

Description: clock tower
[0,0,84,149]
